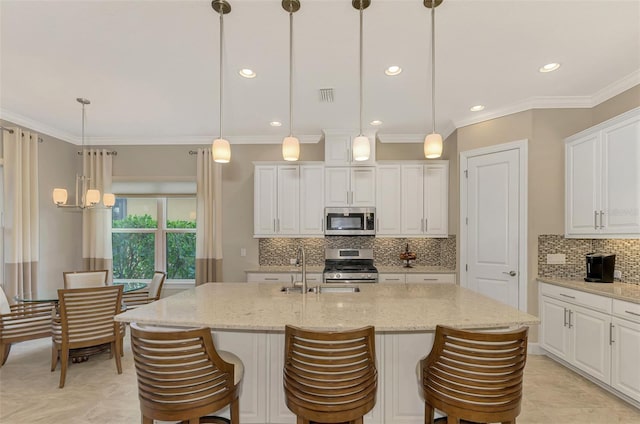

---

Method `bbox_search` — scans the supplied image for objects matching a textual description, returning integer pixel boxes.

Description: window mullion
[156,198,166,274]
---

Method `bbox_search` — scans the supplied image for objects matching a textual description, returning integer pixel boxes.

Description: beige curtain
[82,149,113,281]
[2,128,39,300]
[196,148,223,284]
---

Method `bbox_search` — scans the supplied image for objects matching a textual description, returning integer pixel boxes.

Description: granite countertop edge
[537,277,640,304]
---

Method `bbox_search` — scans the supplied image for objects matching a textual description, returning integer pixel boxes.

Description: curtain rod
[1,126,44,143]
[77,150,117,156]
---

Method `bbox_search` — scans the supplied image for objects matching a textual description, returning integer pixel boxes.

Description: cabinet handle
[594,210,598,230]
[424,218,428,232]
[560,293,576,299]
[420,218,424,233]
[386,278,401,281]
[321,218,324,232]
[376,219,379,231]
[423,278,438,281]
[265,277,278,281]
[273,219,276,232]
[568,310,573,328]
[599,210,605,229]
[609,323,615,345]
[563,308,568,327]
[625,310,640,317]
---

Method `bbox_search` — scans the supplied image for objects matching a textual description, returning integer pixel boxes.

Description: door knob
[503,271,517,277]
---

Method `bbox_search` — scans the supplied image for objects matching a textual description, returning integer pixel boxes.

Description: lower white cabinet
[539,282,640,405]
[379,273,455,284]
[246,272,322,284]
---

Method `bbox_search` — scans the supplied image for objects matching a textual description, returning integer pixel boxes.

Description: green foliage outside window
[112,214,196,280]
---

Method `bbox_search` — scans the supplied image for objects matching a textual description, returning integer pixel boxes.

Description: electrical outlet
[289,258,297,265]
[240,248,246,257]
[546,253,566,265]
[614,270,622,280]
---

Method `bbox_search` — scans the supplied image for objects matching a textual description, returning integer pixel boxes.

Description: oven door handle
[324,279,378,284]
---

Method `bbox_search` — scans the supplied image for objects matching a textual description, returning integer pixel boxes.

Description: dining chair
[0,286,55,367]
[63,269,109,289]
[51,285,124,388]
[420,325,529,424]
[283,324,378,424]
[122,271,166,308]
[129,323,243,424]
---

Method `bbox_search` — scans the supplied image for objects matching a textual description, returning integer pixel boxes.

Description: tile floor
[1,337,639,424]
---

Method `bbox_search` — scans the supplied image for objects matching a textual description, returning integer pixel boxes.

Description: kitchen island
[116,283,539,424]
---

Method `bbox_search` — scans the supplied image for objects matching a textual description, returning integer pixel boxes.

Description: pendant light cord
[219,8,224,139]
[81,102,86,150]
[289,7,294,137]
[359,5,364,136]
[431,3,436,134]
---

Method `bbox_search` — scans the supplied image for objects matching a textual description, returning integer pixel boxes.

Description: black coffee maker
[585,253,615,283]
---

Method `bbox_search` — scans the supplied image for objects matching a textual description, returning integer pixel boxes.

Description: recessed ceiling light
[470,105,485,112]
[239,68,257,78]
[384,65,402,76]
[270,121,282,127]
[370,120,383,126]
[539,63,560,73]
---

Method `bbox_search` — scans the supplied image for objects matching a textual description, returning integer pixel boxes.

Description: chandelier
[52,98,115,209]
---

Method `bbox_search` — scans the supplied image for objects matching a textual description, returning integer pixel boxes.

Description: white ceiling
[1,0,639,146]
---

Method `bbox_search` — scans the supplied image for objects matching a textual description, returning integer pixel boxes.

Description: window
[112,197,196,282]
[0,164,4,283]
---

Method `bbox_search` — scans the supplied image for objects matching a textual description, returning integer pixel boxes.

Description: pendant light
[212,0,232,163]
[282,0,301,161]
[52,98,115,209]
[423,0,443,159]
[352,0,370,162]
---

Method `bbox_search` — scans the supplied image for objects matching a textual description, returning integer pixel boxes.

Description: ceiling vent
[319,88,334,103]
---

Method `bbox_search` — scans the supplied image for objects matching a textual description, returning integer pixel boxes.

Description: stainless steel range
[323,248,378,284]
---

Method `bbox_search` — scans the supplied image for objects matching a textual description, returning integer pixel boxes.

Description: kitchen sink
[280,286,304,294]
[308,286,360,294]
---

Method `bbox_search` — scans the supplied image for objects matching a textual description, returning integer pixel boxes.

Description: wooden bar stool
[420,325,529,424]
[129,323,243,424]
[283,324,377,424]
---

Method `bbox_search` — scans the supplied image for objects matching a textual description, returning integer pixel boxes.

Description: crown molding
[88,135,324,146]
[378,121,456,144]
[0,108,78,144]
[590,69,640,106]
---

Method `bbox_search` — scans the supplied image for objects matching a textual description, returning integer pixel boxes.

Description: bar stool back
[420,325,529,424]
[130,323,243,424]
[283,325,377,424]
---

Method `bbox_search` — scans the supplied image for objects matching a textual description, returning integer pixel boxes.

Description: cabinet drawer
[539,283,612,313]
[406,273,455,284]
[379,274,406,283]
[613,299,640,324]
[305,273,323,284]
[246,273,294,283]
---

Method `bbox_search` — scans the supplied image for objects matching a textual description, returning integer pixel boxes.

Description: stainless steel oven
[324,207,375,236]
[323,248,378,283]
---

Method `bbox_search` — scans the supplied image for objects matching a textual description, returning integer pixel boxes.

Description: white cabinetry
[254,163,324,237]
[325,166,376,207]
[377,161,448,237]
[379,273,455,284]
[246,272,322,284]
[611,300,640,402]
[565,107,640,238]
[324,130,376,166]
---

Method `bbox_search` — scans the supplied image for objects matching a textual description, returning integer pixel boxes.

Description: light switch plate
[547,253,566,265]
[289,258,297,265]
[240,248,246,257]
[614,270,622,279]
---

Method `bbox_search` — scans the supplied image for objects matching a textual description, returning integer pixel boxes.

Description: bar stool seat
[419,325,529,424]
[130,323,243,424]
[283,324,377,424]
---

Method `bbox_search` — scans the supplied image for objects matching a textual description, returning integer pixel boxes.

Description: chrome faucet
[296,246,307,293]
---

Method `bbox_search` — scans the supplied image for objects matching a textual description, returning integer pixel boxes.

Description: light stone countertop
[244,265,455,274]
[538,277,640,304]
[116,282,539,332]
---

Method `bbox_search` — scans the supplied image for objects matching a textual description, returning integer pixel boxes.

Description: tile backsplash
[538,235,640,283]
[259,236,456,269]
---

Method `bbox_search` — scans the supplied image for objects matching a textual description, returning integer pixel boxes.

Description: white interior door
[463,144,524,309]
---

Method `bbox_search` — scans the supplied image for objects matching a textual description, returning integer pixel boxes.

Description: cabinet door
[376,165,402,235]
[325,167,350,207]
[611,317,640,402]
[351,167,376,206]
[378,273,406,283]
[423,163,448,236]
[325,132,351,166]
[277,166,300,234]
[406,273,455,284]
[570,304,611,385]
[246,273,294,284]
[300,165,325,235]
[540,296,571,362]
[401,164,424,234]
[268,333,297,423]
[601,113,640,235]
[254,166,278,235]
[565,133,601,236]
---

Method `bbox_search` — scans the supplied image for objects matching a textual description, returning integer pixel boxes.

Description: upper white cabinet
[324,130,376,166]
[254,162,324,237]
[565,107,640,238]
[377,161,449,237]
[325,167,376,207]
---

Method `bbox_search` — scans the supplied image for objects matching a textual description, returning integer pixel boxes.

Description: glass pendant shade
[424,133,443,159]
[212,138,231,163]
[85,189,100,207]
[103,193,116,208]
[53,188,68,206]
[282,136,300,161]
[353,135,371,161]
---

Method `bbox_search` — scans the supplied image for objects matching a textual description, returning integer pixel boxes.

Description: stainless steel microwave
[324,207,375,236]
